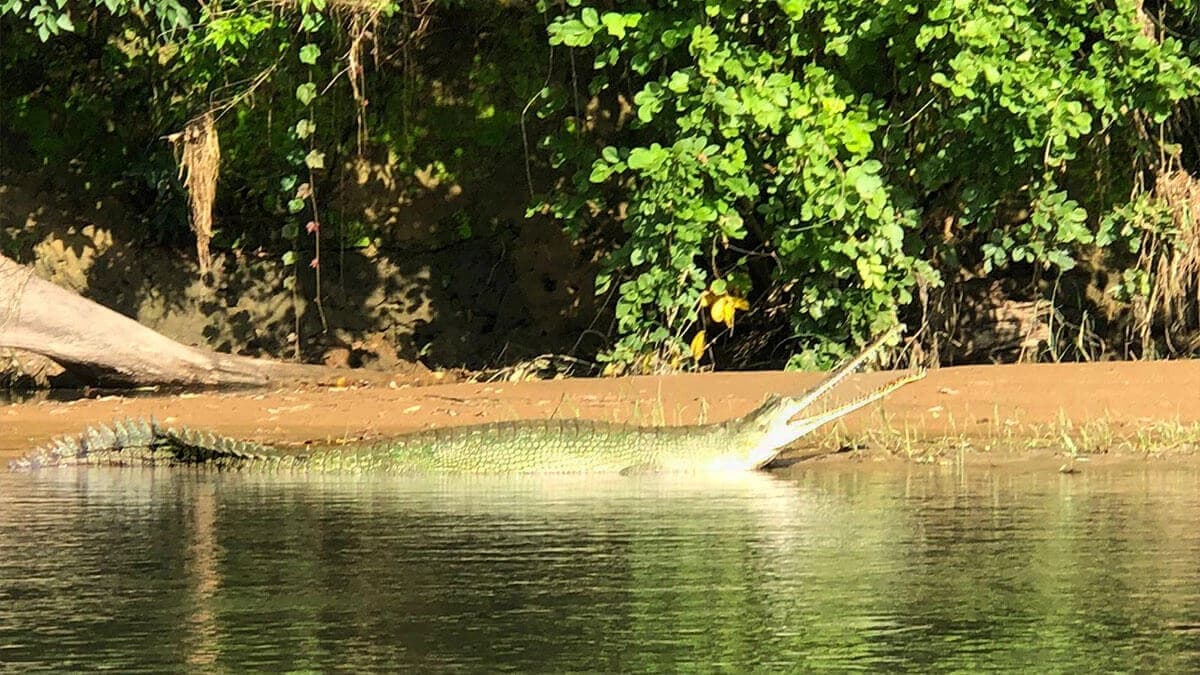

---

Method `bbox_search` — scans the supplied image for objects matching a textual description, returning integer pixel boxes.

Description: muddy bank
[4,361,1199,465]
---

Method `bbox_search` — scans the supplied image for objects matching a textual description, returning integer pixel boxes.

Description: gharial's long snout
[777,368,926,444]
[747,327,926,468]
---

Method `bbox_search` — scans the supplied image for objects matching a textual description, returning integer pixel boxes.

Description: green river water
[0,464,1197,670]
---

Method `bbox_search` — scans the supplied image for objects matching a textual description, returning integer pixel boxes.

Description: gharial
[10,328,924,474]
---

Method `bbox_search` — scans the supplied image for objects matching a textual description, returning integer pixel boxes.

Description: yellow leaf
[721,300,736,328]
[710,296,729,323]
[699,290,718,309]
[730,296,749,311]
[690,331,706,360]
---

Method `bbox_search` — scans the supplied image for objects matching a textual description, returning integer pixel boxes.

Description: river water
[0,464,1197,670]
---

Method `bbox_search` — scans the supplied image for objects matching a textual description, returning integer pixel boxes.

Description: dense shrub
[539,0,1200,368]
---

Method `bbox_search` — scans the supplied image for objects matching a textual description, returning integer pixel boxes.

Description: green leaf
[852,169,883,201]
[601,12,626,39]
[627,144,667,171]
[879,222,904,249]
[630,245,645,266]
[299,44,320,65]
[294,119,314,139]
[633,84,664,123]
[777,0,810,20]
[295,83,317,106]
[589,162,613,183]
[287,199,305,214]
[667,71,690,93]
[282,250,297,265]
[300,13,324,32]
[55,11,73,31]
[580,7,598,28]
[548,19,596,47]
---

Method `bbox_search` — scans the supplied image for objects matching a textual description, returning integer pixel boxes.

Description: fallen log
[0,253,367,387]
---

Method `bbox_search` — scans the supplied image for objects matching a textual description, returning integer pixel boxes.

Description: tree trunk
[0,253,358,387]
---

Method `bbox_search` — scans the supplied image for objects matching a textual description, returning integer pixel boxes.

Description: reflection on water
[0,466,1198,670]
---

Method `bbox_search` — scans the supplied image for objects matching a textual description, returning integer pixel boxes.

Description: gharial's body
[10,329,924,475]
[8,416,814,474]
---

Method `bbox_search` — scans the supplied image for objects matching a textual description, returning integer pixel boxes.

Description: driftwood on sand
[0,253,370,388]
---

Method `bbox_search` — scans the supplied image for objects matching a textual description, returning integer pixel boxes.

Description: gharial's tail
[8,418,278,471]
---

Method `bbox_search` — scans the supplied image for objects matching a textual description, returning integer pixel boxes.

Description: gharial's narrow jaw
[744,327,926,469]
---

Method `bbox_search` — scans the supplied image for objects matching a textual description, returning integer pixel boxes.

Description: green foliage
[1,0,547,248]
[2,0,191,41]
[3,0,1200,367]
[541,0,1200,368]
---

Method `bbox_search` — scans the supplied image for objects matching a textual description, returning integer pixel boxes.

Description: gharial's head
[719,369,925,471]
[720,394,828,470]
[701,326,925,472]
